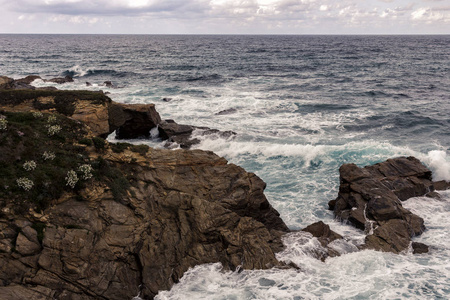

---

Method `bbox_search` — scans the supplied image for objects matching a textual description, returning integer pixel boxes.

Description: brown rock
[109,102,162,139]
[15,75,41,85]
[412,242,429,254]
[0,76,14,89]
[46,75,74,84]
[332,157,432,254]
[302,221,343,247]
[365,219,411,253]
[433,180,450,191]
[0,132,289,299]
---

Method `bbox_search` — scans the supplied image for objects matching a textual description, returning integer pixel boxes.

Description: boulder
[109,102,162,139]
[104,81,114,88]
[331,157,432,254]
[159,120,236,149]
[46,75,74,84]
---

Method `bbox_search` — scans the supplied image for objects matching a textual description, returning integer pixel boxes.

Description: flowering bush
[65,170,79,188]
[47,125,62,136]
[78,164,93,180]
[32,111,43,118]
[23,160,37,171]
[0,118,7,131]
[42,151,56,161]
[17,177,34,191]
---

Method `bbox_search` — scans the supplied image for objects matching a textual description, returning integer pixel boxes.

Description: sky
[0,0,449,34]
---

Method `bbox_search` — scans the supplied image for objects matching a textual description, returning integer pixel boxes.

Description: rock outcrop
[0,78,235,147]
[329,156,447,254]
[0,110,289,299]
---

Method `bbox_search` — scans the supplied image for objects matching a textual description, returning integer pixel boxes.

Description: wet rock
[159,120,237,149]
[412,242,429,254]
[433,180,450,191]
[46,75,74,84]
[104,81,113,87]
[215,108,237,115]
[162,97,172,102]
[86,82,92,87]
[302,221,343,247]
[301,221,344,260]
[15,75,41,85]
[332,157,432,254]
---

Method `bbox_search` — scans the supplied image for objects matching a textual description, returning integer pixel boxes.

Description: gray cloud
[0,0,449,34]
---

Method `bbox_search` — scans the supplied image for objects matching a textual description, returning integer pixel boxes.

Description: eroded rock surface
[0,79,234,147]
[0,117,289,299]
[329,156,446,254]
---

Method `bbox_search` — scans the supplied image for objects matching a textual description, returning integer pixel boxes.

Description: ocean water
[1,34,450,299]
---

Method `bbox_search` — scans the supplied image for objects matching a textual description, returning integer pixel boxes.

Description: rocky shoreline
[0,75,449,299]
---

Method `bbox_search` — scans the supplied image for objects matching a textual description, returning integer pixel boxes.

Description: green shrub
[110,142,130,153]
[130,144,149,156]
[92,137,106,150]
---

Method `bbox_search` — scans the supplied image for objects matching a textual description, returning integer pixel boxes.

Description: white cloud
[0,0,449,33]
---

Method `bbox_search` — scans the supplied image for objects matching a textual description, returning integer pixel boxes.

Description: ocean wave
[61,65,137,78]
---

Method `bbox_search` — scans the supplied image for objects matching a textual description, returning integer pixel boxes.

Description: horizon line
[1,33,449,36]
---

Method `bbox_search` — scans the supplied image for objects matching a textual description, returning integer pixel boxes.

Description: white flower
[32,111,43,118]
[47,125,61,136]
[47,115,57,123]
[23,160,37,171]
[65,170,79,188]
[0,118,7,131]
[78,164,93,180]
[42,151,56,161]
[17,177,34,191]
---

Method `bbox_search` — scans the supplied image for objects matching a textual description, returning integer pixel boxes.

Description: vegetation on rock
[0,111,130,213]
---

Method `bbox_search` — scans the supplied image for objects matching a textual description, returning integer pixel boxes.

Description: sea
[1,34,450,299]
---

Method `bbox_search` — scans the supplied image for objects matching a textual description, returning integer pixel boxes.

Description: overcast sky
[0,0,449,34]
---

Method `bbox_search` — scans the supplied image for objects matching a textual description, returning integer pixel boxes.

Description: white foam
[420,150,450,181]
[68,64,89,77]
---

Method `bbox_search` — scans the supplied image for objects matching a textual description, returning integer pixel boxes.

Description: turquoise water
[1,34,450,299]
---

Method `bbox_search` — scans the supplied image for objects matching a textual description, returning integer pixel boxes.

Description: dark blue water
[1,35,450,299]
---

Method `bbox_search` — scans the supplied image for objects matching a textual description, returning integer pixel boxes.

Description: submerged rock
[215,108,237,115]
[302,221,343,260]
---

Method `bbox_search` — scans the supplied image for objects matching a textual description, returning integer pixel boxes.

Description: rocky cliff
[0,108,288,299]
[1,76,449,299]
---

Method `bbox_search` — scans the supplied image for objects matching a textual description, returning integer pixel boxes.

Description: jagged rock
[104,81,113,87]
[302,221,343,247]
[215,108,237,115]
[0,115,289,299]
[0,76,14,89]
[15,75,41,85]
[109,102,162,139]
[301,221,343,260]
[0,85,233,147]
[433,180,450,191]
[412,242,429,254]
[46,75,74,84]
[332,157,432,254]
[159,120,236,149]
